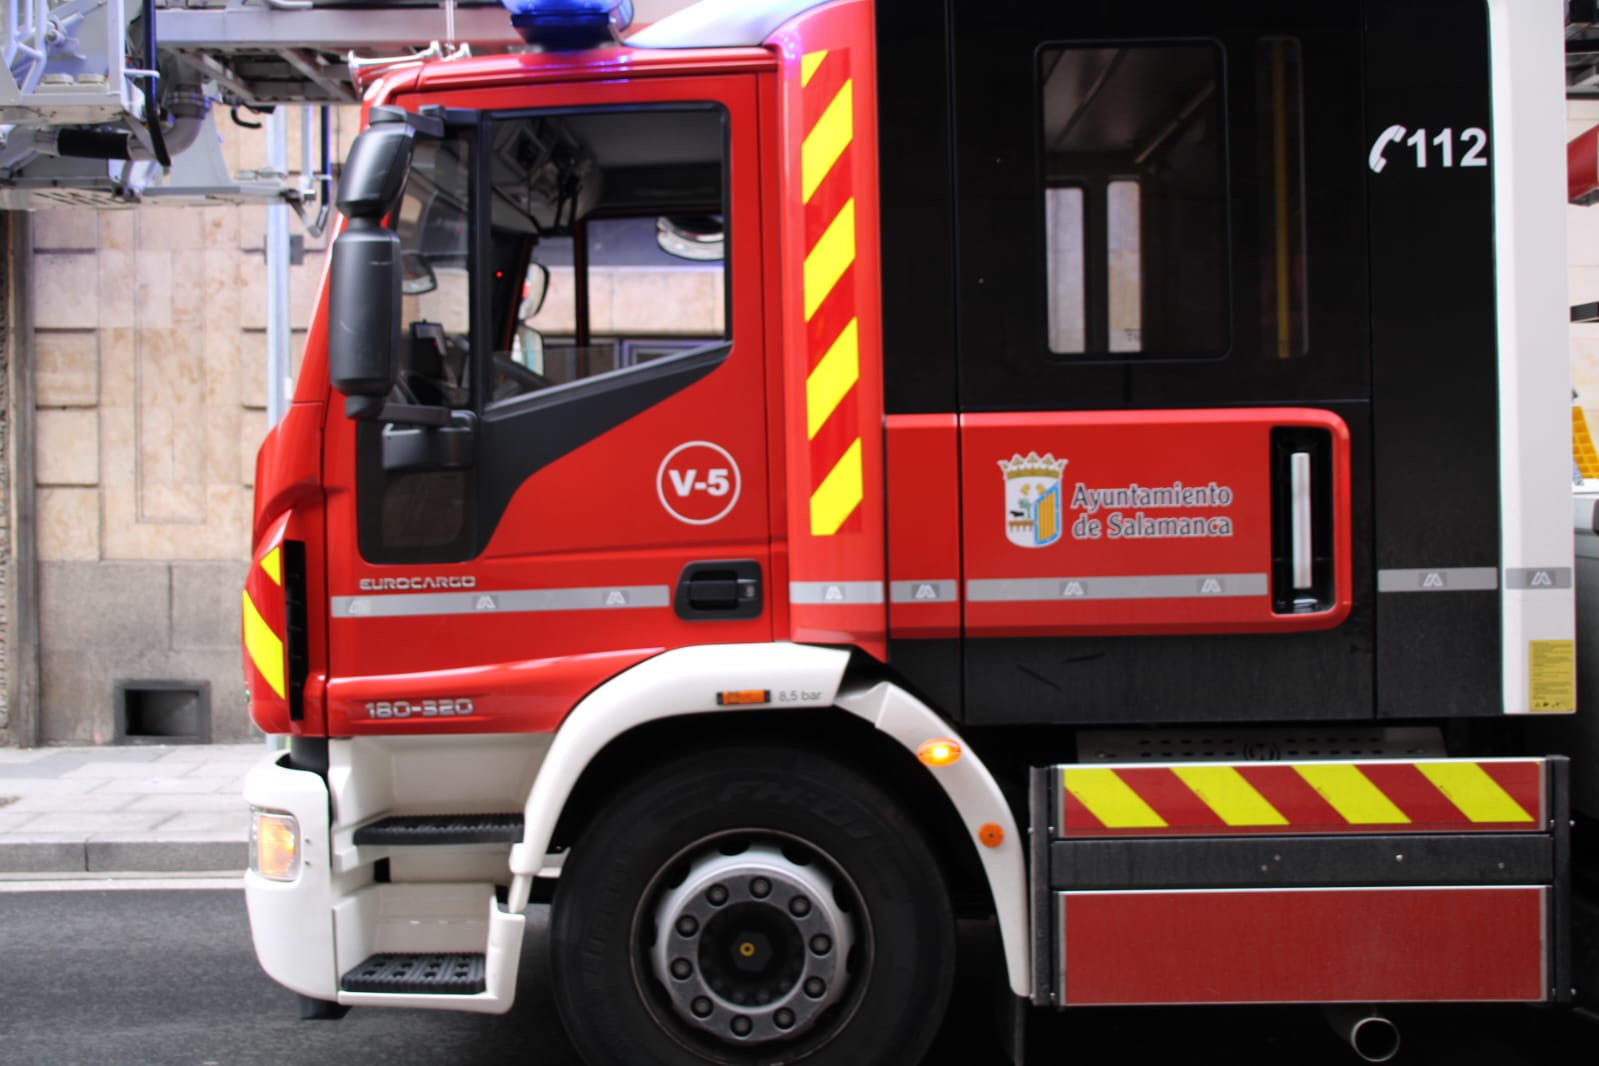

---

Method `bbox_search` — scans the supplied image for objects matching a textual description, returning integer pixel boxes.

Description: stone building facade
[21,109,347,744]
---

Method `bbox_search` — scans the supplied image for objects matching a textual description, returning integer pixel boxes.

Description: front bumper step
[340,953,487,994]
[352,813,524,846]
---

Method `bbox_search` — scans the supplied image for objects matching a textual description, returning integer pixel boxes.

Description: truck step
[352,813,524,846]
[340,953,486,995]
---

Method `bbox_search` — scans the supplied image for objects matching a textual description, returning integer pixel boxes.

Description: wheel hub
[651,844,853,1044]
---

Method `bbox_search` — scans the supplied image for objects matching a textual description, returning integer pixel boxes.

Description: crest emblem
[998,452,1068,548]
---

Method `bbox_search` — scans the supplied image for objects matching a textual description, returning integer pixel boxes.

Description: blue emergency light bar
[499,0,635,49]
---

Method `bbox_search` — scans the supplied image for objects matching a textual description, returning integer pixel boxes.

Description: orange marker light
[978,823,1005,848]
[251,810,300,882]
[716,689,769,706]
[917,738,962,767]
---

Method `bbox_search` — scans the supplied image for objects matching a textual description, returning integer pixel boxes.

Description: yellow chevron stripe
[242,590,286,699]
[806,318,859,439]
[260,545,282,587]
[1172,765,1288,827]
[810,437,863,536]
[802,79,853,203]
[1294,763,1410,825]
[800,50,828,87]
[1064,768,1168,829]
[1416,762,1535,824]
[804,198,855,321]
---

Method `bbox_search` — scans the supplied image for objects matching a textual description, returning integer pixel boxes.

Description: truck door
[948,1,1393,725]
[320,74,770,734]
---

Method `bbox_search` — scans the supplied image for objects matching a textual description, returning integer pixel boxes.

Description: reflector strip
[804,198,855,321]
[1294,763,1411,825]
[1065,768,1168,829]
[806,317,859,438]
[800,49,828,86]
[1170,766,1287,827]
[810,438,863,536]
[260,546,283,587]
[802,80,853,202]
[1416,762,1535,824]
[242,591,286,699]
[1060,759,1545,836]
[797,48,865,541]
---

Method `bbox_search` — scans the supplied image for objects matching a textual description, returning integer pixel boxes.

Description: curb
[0,834,247,875]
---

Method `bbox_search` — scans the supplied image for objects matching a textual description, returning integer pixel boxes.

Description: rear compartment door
[949,0,1379,725]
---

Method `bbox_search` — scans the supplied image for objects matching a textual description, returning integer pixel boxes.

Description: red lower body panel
[1060,887,1547,1005]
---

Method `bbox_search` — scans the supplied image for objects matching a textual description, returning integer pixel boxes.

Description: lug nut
[804,977,826,998]
[731,1015,753,1037]
[750,877,771,898]
[707,884,729,906]
[676,915,699,938]
[809,934,831,955]
[775,1008,796,1029]
[670,958,693,980]
[789,896,811,917]
[691,996,713,1018]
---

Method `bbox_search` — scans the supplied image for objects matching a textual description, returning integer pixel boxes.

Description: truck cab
[241,1,1582,1062]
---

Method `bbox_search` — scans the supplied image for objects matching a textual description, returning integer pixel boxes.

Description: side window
[395,136,474,408]
[1039,42,1228,359]
[483,107,729,406]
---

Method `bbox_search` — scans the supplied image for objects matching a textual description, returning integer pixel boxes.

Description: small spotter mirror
[657,215,724,262]
[401,252,438,295]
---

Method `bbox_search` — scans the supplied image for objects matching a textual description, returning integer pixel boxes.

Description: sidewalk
[0,743,266,875]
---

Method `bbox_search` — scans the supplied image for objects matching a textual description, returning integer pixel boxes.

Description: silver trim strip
[968,573,1268,602]
[889,580,959,604]
[789,581,885,605]
[1290,451,1313,590]
[331,584,671,618]
[1504,567,1573,590]
[1376,568,1499,593]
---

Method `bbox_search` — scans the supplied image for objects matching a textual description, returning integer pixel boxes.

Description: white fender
[833,681,1030,998]
[507,643,852,900]
[507,642,1031,999]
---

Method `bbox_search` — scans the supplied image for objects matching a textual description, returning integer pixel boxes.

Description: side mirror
[328,120,416,420]
[401,252,438,296]
[657,215,723,262]
[520,263,550,320]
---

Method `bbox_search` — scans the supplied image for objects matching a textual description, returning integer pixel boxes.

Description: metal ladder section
[0,0,518,208]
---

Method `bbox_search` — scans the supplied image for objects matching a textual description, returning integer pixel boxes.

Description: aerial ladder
[0,0,535,216]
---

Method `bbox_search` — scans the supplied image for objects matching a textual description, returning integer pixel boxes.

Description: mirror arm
[377,402,456,427]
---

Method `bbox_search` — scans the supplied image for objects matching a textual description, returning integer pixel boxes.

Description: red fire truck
[240,0,1585,1061]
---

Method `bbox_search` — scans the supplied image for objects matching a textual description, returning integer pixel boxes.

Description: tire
[550,744,956,1066]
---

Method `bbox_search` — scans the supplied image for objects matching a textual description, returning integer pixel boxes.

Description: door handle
[675,560,762,621]
[1271,427,1333,614]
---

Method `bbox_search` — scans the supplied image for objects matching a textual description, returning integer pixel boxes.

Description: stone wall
[28,108,345,743]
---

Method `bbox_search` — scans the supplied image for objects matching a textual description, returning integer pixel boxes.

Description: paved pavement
[0,743,266,875]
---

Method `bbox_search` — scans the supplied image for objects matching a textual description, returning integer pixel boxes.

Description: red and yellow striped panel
[800,47,863,538]
[242,518,289,701]
[1060,759,1545,836]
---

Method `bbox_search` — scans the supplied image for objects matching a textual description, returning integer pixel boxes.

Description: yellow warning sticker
[1528,640,1576,713]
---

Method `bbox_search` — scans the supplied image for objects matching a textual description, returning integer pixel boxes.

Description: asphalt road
[0,885,1592,1066]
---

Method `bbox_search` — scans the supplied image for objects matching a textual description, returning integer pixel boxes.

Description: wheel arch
[504,643,1031,998]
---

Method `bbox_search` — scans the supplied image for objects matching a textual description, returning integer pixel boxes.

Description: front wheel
[550,745,956,1066]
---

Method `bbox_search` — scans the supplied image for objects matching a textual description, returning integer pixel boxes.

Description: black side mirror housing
[328,119,417,420]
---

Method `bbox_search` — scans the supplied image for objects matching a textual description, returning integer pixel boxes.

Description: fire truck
[238,0,1585,1061]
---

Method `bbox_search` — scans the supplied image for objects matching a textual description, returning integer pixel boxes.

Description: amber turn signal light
[917,738,962,767]
[251,809,300,882]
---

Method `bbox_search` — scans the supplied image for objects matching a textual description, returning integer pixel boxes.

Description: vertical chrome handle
[1290,451,1313,590]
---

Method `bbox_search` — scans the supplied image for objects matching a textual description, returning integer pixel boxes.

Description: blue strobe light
[499,0,636,49]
